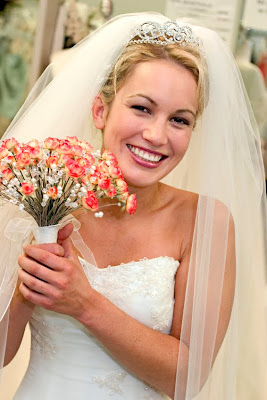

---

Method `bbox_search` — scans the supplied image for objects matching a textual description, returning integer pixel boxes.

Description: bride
[0,12,266,400]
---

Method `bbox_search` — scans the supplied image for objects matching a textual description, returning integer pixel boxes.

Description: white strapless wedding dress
[13,256,179,400]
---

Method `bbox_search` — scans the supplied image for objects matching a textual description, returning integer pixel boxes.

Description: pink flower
[76,157,91,169]
[84,153,95,166]
[66,136,79,145]
[65,159,85,178]
[97,161,109,176]
[2,168,13,181]
[46,156,59,168]
[17,145,28,153]
[106,187,117,198]
[126,194,137,215]
[98,177,111,190]
[2,138,18,151]
[16,151,31,166]
[108,165,123,179]
[47,186,58,199]
[60,154,72,165]
[115,178,129,193]
[0,147,9,159]
[80,141,93,152]
[29,146,43,160]
[71,145,83,157]
[82,191,98,210]
[57,140,73,155]
[102,149,118,164]
[118,192,129,203]
[6,155,15,164]
[44,137,59,150]
[20,182,35,196]
[27,139,39,148]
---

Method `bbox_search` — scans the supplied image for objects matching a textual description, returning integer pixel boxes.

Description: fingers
[18,254,59,285]
[18,268,51,296]
[32,242,64,257]
[57,223,74,244]
[19,282,55,309]
[22,244,65,271]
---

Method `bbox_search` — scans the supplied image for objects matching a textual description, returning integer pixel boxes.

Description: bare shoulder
[200,196,235,238]
[163,185,234,232]
[159,184,235,260]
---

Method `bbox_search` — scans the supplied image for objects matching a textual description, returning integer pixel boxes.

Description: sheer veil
[0,12,266,400]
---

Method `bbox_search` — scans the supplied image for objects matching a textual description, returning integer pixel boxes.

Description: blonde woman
[0,13,266,400]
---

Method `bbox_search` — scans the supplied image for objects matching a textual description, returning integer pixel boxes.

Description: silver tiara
[129,21,201,48]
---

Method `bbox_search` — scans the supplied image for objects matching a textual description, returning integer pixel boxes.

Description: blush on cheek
[176,135,191,156]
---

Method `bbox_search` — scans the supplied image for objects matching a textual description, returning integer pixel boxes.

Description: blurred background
[0,1,266,399]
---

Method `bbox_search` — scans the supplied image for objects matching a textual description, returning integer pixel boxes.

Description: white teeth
[128,145,162,162]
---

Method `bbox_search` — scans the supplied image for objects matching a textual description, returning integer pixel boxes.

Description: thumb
[60,237,76,260]
[57,223,78,262]
[57,223,74,244]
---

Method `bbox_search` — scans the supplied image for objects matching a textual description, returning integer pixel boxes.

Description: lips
[127,144,167,163]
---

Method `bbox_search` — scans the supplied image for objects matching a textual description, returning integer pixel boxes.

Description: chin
[122,160,179,188]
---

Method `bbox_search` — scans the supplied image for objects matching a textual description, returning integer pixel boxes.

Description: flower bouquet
[0,136,136,243]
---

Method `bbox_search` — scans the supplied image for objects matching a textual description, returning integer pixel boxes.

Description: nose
[142,119,168,147]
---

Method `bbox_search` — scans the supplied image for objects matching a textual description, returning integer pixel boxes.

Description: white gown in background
[13,256,179,400]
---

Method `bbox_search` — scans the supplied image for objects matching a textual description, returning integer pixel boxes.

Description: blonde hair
[100,41,207,120]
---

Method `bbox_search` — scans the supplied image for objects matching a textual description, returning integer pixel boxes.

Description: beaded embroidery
[81,257,179,333]
[92,371,127,396]
[151,301,175,332]
[30,309,61,359]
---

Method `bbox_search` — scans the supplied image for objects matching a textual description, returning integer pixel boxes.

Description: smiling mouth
[127,144,167,163]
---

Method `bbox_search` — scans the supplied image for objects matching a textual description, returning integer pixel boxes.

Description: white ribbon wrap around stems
[34,225,61,244]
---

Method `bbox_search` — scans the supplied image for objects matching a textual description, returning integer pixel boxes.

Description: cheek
[104,115,140,147]
[172,132,192,157]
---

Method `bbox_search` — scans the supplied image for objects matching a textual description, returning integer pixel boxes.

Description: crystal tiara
[129,21,201,48]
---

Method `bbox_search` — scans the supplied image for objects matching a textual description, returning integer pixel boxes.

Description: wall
[81,0,166,15]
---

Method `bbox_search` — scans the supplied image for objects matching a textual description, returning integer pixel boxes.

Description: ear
[92,95,108,130]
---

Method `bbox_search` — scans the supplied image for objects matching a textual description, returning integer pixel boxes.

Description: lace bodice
[14,256,179,400]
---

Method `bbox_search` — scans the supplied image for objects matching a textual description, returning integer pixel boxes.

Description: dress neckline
[79,255,179,271]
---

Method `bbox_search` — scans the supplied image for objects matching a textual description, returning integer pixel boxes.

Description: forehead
[118,59,198,108]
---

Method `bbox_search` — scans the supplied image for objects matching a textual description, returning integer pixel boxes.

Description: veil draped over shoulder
[0,12,266,400]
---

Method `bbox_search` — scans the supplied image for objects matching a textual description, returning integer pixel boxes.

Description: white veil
[0,12,266,400]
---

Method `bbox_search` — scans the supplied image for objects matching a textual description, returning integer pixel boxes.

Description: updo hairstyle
[100,39,208,120]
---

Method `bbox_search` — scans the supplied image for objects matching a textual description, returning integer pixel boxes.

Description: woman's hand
[18,223,93,320]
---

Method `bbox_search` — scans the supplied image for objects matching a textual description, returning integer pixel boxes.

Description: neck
[129,182,162,211]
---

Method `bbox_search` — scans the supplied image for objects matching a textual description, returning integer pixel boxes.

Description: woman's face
[93,59,198,188]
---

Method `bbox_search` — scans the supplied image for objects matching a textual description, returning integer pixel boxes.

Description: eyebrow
[128,93,196,118]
